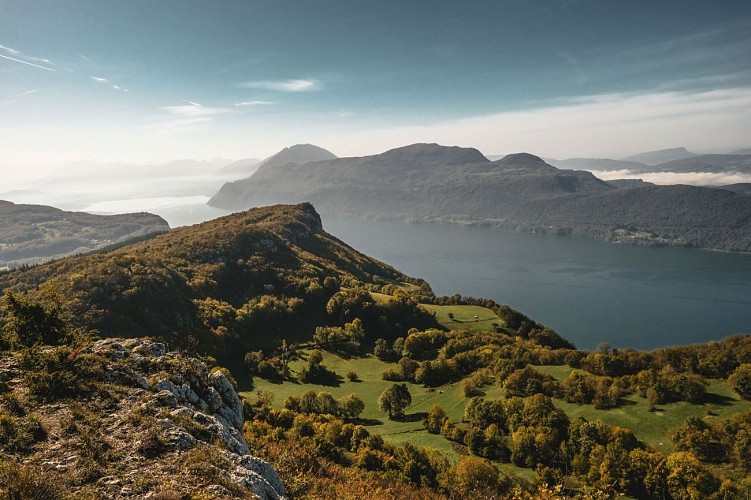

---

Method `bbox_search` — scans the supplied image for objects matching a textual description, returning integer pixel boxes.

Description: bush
[730,364,751,401]
[0,460,63,499]
[17,346,106,402]
[0,412,46,453]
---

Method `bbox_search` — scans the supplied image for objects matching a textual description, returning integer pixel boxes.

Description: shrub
[0,412,46,453]
[730,364,751,401]
[0,460,63,499]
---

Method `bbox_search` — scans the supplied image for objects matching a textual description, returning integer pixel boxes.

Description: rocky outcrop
[1,338,286,499]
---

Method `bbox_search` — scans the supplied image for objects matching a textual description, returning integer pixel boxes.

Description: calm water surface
[323,216,751,350]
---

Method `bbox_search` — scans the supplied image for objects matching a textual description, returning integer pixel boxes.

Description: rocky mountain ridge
[0,337,285,499]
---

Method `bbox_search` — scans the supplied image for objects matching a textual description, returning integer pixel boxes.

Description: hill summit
[258,144,337,171]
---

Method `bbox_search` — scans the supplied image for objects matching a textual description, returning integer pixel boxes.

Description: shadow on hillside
[393,412,428,423]
[358,418,384,426]
[616,398,638,407]
[701,392,736,406]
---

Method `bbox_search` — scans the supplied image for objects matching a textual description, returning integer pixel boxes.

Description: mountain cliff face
[0,338,285,498]
[208,145,751,251]
[0,201,169,267]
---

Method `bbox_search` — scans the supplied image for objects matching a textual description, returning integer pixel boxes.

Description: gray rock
[132,342,166,358]
[154,378,180,397]
[151,390,178,408]
[209,370,244,429]
[204,386,222,412]
[164,427,197,451]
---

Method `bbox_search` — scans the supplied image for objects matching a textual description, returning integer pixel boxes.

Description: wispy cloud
[0,89,40,106]
[160,102,231,117]
[239,79,320,92]
[13,89,39,97]
[90,76,128,92]
[234,100,273,106]
[0,44,56,71]
[0,53,55,72]
[78,53,92,63]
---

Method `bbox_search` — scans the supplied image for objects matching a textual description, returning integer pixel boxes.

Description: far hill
[209,144,751,252]
[646,154,751,174]
[0,201,169,267]
[546,157,648,172]
[622,147,697,165]
[715,183,751,195]
[216,158,261,177]
[730,147,751,155]
[606,179,655,189]
[257,144,337,171]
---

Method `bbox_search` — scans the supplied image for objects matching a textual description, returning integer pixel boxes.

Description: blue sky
[1,0,750,169]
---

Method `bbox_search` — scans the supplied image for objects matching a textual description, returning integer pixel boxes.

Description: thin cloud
[239,79,320,92]
[234,100,273,106]
[0,44,56,70]
[78,53,92,63]
[0,53,55,72]
[0,89,40,106]
[160,102,231,117]
[91,76,128,92]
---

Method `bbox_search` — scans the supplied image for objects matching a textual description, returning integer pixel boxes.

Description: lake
[322,216,751,351]
[6,179,748,351]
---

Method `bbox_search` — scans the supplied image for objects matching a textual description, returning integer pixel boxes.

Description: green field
[243,350,750,474]
[534,365,751,455]
[244,349,488,460]
[419,303,506,333]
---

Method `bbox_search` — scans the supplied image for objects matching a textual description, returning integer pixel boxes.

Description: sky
[1,0,750,178]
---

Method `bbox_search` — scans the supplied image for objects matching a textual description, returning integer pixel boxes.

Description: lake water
[5,178,749,351]
[322,216,751,351]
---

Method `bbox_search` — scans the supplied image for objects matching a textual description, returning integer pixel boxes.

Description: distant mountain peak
[622,147,697,165]
[376,143,488,165]
[496,152,550,168]
[258,144,337,170]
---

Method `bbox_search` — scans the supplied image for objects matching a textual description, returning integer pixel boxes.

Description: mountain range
[209,143,751,252]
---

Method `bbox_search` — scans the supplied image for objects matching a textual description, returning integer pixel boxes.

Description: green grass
[245,350,472,460]
[533,365,751,455]
[419,304,505,333]
[244,353,751,471]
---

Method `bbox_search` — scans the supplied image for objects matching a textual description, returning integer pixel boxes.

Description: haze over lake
[322,216,751,351]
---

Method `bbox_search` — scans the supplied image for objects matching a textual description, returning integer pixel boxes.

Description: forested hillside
[0,201,169,267]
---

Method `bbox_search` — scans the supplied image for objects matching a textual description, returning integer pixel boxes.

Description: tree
[337,393,365,419]
[665,451,720,499]
[443,456,501,496]
[730,364,751,401]
[1,291,67,348]
[424,405,448,434]
[378,383,412,419]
